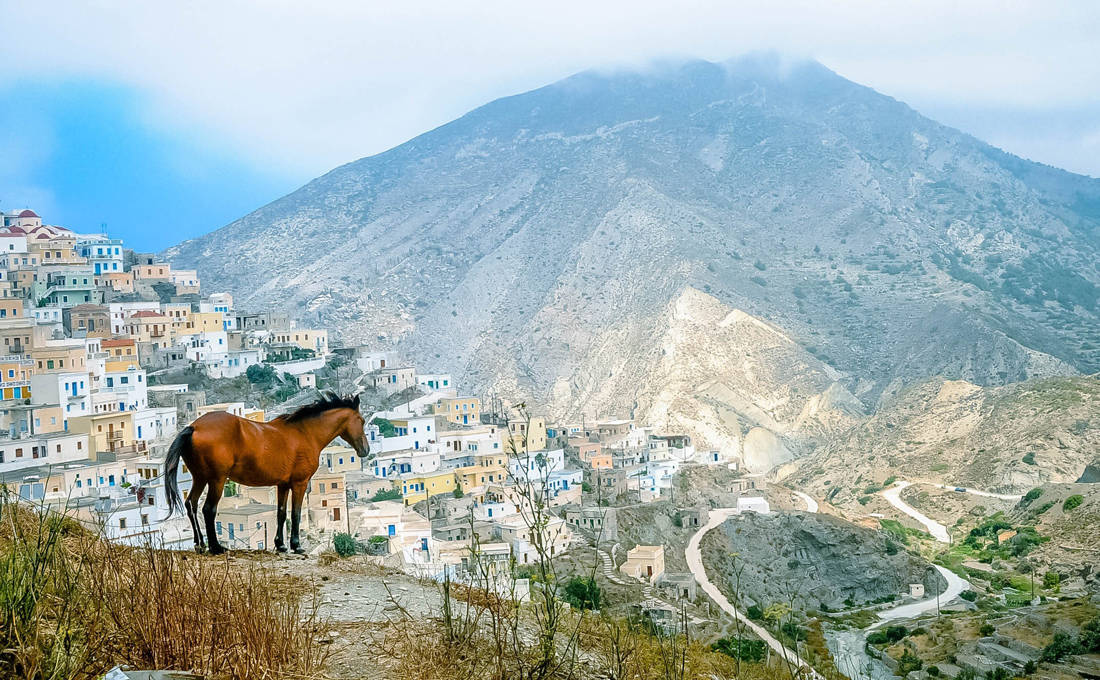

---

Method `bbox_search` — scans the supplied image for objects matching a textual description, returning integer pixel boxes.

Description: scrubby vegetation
[0,492,327,679]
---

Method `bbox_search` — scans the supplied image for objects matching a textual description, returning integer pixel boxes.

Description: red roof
[102,338,136,347]
[130,310,165,318]
[17,209,38,218]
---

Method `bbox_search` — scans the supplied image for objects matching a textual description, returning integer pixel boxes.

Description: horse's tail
[164,426,194,518]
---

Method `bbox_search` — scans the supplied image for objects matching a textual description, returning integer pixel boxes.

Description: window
[119,518,127,529]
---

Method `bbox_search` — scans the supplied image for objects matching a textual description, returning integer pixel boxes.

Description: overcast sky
[1,1,1098,249]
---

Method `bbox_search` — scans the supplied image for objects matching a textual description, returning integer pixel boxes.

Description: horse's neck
[299,412,344,449]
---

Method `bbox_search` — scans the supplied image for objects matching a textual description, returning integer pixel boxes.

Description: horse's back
[189,412,302,486]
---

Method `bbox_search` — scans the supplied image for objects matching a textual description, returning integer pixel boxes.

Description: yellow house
[271,328,328,355]
[68,411,135,455]
[0,298,22,319]
[396,469,456,506]
[98,272,134,294]
[243,407,265,422]
[307,470,347,529]
[507,415,547,453]
[188,311,224,334]
[31,344,87,374]
[131,263,172,280]
[454,463,507,495]
[434,396,481,425]
[0,356,33,400]
[123,311,170,348]
[161,303,191,338]
[620,545,665,583]
[321,445,364,473]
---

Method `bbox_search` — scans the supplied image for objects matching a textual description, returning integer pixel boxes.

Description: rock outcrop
[701,511,945,610]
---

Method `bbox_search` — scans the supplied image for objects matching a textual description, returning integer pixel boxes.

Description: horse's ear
[352,393,361,409]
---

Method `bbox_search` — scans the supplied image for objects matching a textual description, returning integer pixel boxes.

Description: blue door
[387,524,396,537]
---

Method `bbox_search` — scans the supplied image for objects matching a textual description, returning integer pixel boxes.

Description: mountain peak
[168,57,1100,431]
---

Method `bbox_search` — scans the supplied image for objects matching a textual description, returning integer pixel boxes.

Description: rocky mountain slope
[165,55,1100,445]
[789,376,1100,496]
[701,511,946,610]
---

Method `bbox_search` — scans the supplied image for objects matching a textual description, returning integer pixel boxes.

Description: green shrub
[369,487,402,502]
[333,532,359,557]
[561,577,600,610]
[1080,617,1100,653]
[452,485,464,498]
[959,590,978,602]
[928,666,940,677]
[1043,571,1060,589]
[371,417,397,437]
[858,496,872,505]
[1063,494,1084,512]
[1040,631,1081,662]
[712,637,766,662]
[979,623,995,637]
[883,475,897,486]
[1023,487,1043,503]
[1022,452,1037,465]
[746,604,764,620]
[897,650,922,674]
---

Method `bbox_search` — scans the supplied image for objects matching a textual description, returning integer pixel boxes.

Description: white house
[736,496,771,514]
[101,365,148,411]
[371,448,441,479]
[507,448,565,484]
[30,371,90,417]
[416,373,453,391]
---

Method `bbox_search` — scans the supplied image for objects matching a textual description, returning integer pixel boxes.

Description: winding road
[930,483,1022,501]
[881,481,951,542]
[875,481,973,623]
[792,490,819,513]
[685,508,822,678]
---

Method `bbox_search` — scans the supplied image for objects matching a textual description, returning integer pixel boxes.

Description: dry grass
[0,492,329,679]
[361,608,799,680]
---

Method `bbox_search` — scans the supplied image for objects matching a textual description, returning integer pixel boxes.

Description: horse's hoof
[293,547,307,555]
[275,545,288,554]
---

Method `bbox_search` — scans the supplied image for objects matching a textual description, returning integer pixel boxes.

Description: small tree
[246,364,276,385]
[452,484,464,499]
[561,577,601,610]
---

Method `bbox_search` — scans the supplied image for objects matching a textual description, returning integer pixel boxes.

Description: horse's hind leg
[289,480,308,555]
[186,475,208,553]
[274,483,290,553]
[203,477,228,556]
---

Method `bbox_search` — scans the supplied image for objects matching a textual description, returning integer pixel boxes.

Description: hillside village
[0,207,769,580]
[3,207,1098,680]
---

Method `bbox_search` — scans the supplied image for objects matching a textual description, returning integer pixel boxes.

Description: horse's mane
[274,391,360,423]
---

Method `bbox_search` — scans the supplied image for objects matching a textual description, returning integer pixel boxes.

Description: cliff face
[166,56,1100,449]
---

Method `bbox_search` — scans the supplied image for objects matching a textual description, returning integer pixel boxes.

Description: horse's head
[337,393,372,461]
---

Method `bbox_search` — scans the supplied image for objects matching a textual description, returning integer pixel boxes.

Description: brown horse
[165,392,369,555]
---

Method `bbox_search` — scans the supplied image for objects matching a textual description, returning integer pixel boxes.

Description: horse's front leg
[204,477,227,556]
[274,484,290,553]
[289,481,308,555]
